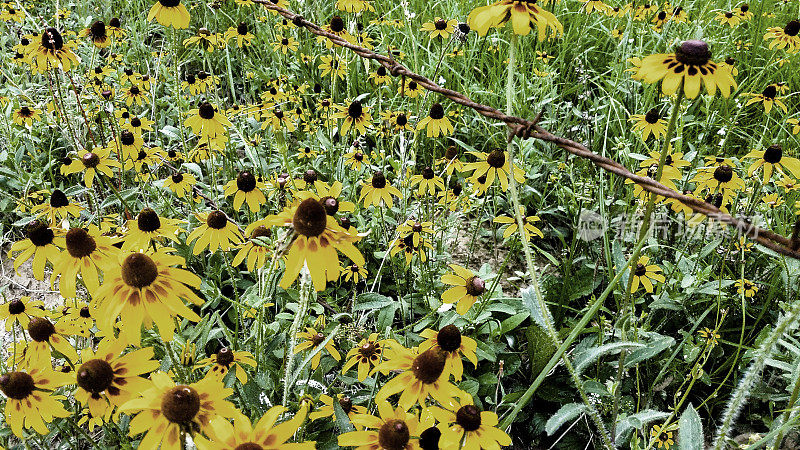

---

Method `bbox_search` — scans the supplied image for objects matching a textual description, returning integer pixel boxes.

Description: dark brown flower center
[422,167,435,180]
[419,426,442,450]
[0,372,35,400]
[455,405,482,431]
[161,385,201,424]
[675,40,711,66]
[27,220,54,247]
[764,144,783,163]
[348,101,363,119]
[330,16,345,33]
[236,171,257,192]
[90,21,107,38]
[465,276,485,297]
[311,332,325,346]
[725,12,733,18]
[645,109,660,124]
[303,170,318,184]
[445,146,458,160]
[435,19,448,30]
[80,306,91,318]
[293,198,328,237]
[8,299,25,315]
[41,27,64,50]
[713,165,733,183]
[411,347,447,384]
[429,103,445,120]
[234,444,264,450]
[121,253,159,288]
[762,85,777,99]
[237,22,249,35]
[120,130,135,146]
[129,86,140,96]
[371,171,387,189]
[198,102,216,119]
[437,324,462,352]
[359,341,380,358]
[354,152,364,161]
[281,38,289,45]
[171,173,184,183]
[77,359,114,394]
[109,17,121,27]
[378,419,410,450]
[408,80,418,90]
[82,152,101,168]
[338,396,353,414]
[197,71,208,80]
[251,226,271,239]
[396,113,408,126]
[207,211,228,230]
[634,263,647,276]
[785,20,800,36]
[159,0,182,6]
[216,347,235,366]
[19,107,32,117]
[66,228,97,258]
[28,317,55,342]
[740,4,749,12]
[137,208,161,232]
[486,149,506,168]
[377,66,387,76]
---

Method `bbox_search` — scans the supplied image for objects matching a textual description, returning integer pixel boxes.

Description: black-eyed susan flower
[122,84,149,106]
[187,211,243,255]
[12,106,42,127]
[27,27,80,74]
[124,208,183,251]
[272,35,299,54]
[360,171,402,208]
[464,148,525,192]
[225,22,255,47]
[185,102,232,141]
[639,149,690,181]
[261,108,297,132]
[698,327,720,348]
[744,144,800,183]
[197,347,256,384]
[318,55,348,79]
[295,327,341,369]
[147,0,191,29]
[57,302,94,338]
[494,207,544,242]
[369,66,390,85]
[183,28,223,52]
[340,264,368,283]
[121,372,237,449]
[344,149,370,170]
[389,235,434,266]
[297,146,317,160]
[265,195,365,291]
[715,11,741,27]
[80,20,112,48]
[467,0,563,39]
[0,368,72,438]
[744,84,788,114]
[310,394,368,423]
[9,221,63,280]
[164,172,196,198]
[581,0,610,14]
[335,100,372,135]
[52,225,119,298]
[336,0,374,13]
[223,171,267,212]
[338,402,420,449]
[25,317,78,367]
[316,180,356,216]
[399,78,424,98]
[430,396,512,449]
[342,333,390,381]
[735,279,758,298]
[0,296,45,332]
[397,219,434,248]
[419,325,477,381]
[630,255,665,294]
[417,103,454,138]
[421,17,458,39]
[1,5,25,22]
[692,163,745,193]
[635,40,736,99]
[764,20,800,52]
[761,193,784,208]
[318,16,356,49]
[232,225,273,271]
[74,339,158,418]
[650,423,677,449]
[409,167,445,196]
[374,345,463,409]
[92,249,203,345]
[736,3,752,19]
[197,403,314,449]
[630,109,667,140]
[441,264,485,315]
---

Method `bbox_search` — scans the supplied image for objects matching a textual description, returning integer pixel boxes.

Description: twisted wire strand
[252,0,800,259]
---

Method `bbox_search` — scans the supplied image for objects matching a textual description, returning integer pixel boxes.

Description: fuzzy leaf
[545,403,586,436]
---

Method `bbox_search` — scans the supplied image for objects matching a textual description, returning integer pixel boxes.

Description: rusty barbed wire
[252,0,800,259]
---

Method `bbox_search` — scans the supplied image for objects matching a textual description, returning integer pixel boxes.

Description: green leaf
[493,312,529,337]
[354,293,395,311]
[333,397,356,433]
[679,404,703,450]
[574,341,644,376]
[624,335,675,368]
[545,403,586,436]
[521,286,552,331]
[614,410,669,442]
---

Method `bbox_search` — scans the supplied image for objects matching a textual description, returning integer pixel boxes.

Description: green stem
[283,271,312,405]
